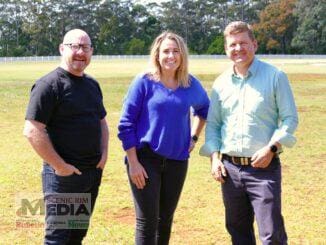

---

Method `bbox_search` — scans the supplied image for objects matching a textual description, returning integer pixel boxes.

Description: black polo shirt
[26,67,107,169]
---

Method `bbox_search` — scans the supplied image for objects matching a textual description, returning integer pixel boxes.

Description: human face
[158,38,181,76]
[225,31,257,70]
[59,30,93,76]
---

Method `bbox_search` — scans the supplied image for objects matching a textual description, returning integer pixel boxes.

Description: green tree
[21,0,98,55]
[207,35,225,54]
[254,0,297,54]
[0,0,312,56]
[292,0,326,54]
[21,0,55,56]
[226,0,263,23]
[129,3,161,52]
[96,0,138,54]
[0,0,26,56]
[159,0,223,54]
[126,38,145,55]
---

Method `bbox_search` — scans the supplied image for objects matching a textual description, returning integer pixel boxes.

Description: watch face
[270,145,278,153]
[192,135,198,142]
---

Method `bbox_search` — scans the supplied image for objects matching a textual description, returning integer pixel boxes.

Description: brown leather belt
[222,154,252,166]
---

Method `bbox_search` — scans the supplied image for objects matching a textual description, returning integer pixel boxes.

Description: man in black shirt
[24,29,109,244]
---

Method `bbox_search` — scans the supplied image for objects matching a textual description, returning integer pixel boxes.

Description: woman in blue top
[118,31,209,245]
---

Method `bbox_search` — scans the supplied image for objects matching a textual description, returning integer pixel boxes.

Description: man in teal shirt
[200,21,298,244]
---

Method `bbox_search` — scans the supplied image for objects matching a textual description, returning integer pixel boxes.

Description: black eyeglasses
[64,43,93,52]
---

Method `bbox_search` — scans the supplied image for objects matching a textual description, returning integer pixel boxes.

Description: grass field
[0,58,325,244]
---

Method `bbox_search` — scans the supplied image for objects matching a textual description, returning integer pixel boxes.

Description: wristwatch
[191,135,198,143]
[270,144,278,153]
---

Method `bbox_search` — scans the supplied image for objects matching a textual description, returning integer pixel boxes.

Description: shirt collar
[248,57,259,77]
[231,57,259,79]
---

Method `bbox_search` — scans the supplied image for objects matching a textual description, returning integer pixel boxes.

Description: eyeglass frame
[63,43,93,52]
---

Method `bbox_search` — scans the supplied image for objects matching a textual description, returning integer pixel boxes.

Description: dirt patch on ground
[297,106,308,112]
[111,207,135,225]
[311,153,326,164]
[297,106,325,113]
[288,73,326,82]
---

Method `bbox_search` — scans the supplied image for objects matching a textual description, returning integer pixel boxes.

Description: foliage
[126,38,146,55]
[0,0,324,56]
[206,35,225,54]
[254,0,297,54]
[291,0,326,54]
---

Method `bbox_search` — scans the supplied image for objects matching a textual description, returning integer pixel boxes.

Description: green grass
[0,58,325,244]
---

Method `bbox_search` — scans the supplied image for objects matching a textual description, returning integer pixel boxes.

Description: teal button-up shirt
[200,58,298,157]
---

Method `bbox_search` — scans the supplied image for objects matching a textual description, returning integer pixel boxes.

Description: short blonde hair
[224,21,255,41]
[148,31,190,87]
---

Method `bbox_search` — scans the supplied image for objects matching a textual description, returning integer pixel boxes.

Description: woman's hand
[129,161,148,189]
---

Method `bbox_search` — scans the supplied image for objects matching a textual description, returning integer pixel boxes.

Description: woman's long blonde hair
[148,31,190,87]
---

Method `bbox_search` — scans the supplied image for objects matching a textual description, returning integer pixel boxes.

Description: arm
[251,72,298,168]
[189,76,210,152]
[189,116,206,152]
[198,84,226,182]
[118,75,148,189]
[23,119,81,176]
[199,86,223,157]
[126,147,148,189]
[270,71,298,147]
[96,118,109,170]
[118,75,144,150]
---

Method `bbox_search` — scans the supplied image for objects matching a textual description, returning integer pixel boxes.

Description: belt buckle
[231,156,236,164]
[240,157,244,165]
[244,157,250,165]
[239,157,249,165]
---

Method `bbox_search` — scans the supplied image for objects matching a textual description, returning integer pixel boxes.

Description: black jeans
[42,164,102,245]
[126,146,188,245]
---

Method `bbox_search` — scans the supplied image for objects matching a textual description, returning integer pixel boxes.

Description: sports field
[0,58,325,244]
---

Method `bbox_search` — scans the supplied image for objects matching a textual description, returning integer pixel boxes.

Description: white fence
[0,54,325,63]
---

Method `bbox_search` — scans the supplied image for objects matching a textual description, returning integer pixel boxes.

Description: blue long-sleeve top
[118,73,210,161]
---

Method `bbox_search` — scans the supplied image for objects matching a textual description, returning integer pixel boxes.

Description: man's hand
[251,146,274,168]
[211,152,227,183]
[55,163,82,176]
[129,161,148,189]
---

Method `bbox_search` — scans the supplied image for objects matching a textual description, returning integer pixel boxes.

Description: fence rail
[0,54,325,63]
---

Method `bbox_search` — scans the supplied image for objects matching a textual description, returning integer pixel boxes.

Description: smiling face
[225,31,257,70]
[158,38,181,76]
[59,29,93,76]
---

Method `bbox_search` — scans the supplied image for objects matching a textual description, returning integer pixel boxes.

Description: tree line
[0,0,325,57]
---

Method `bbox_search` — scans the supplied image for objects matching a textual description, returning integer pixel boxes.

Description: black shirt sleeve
[96,83,107,120]
[25,80,57,124]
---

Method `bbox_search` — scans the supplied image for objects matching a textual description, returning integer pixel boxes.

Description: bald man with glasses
[24,29,108,244]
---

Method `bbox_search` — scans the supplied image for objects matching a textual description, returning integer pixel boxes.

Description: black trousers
[126,146,188,245]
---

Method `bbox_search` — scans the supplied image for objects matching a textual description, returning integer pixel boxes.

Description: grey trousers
[221,157,287,245]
